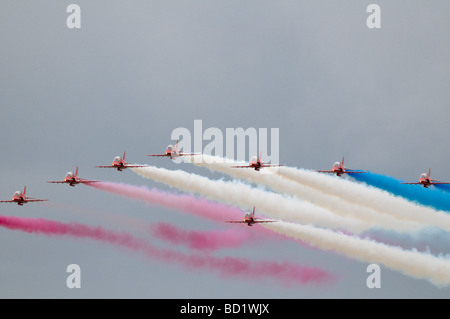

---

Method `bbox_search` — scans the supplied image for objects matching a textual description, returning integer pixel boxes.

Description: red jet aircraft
[316,156,365,177]
[96,151,148,171]
[231,152,285,171]
[225,207,277,227]
[147,140,198,159]
[401,168,450,188]
[48,166,99,187]
[0,186,48,206]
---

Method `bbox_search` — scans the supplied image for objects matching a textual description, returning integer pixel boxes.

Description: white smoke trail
[131,166,370,233]
[262,221,450,287]
[186,155,423,233]
[276,166,450,232]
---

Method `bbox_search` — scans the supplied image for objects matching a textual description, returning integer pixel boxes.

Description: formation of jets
[1,140,449,228]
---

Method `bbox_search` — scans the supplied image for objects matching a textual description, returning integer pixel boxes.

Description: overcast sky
[1,1,450,299]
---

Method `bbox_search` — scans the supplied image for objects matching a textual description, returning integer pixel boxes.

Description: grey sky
[1,1,450,298]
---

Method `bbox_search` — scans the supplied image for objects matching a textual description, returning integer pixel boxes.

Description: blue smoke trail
[348,171,450,212]
[435,184,450,193]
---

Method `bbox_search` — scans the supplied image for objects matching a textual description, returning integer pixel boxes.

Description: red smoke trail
[0,215,336,286]
[151,222,251,252]
[87,181,244,221]
[86,181,282,239]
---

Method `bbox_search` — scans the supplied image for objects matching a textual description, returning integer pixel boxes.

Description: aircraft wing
[78,179,100,184]
[231,165,284,169]
[224,220,247,223]
[253,220,277,223]
[0,200,16,203]
[316,170,365,174]
[48,180,99,184]
[178,153,200,156]
[253,218,277,223]
[431,181,450,185]
[123,164,148,168]
[147,153,198,157]
[95,165,116,168]
[260,164,285,168]
[401,182,421,185]
[25,199,48,202]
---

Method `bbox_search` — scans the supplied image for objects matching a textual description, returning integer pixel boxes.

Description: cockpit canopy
[250,156,257,162]
[420,173,427,179]
[333,161,341,167]
[114,156,121,162]
[244,212,252,218]
[166,145,173,151]
[66,172,74,177]
[14,191,22,196]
